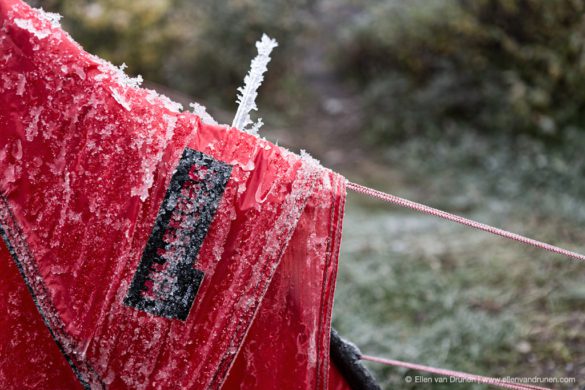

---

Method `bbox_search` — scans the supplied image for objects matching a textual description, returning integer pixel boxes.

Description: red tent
[0,0,378,388]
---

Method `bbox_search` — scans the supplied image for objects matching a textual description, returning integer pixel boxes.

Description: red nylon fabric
[328,363,354,390]
[0,1,349,388]
[223,171,346,389]
[0,238,83,389]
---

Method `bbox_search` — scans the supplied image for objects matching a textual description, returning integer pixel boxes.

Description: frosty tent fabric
[0,0,360,388]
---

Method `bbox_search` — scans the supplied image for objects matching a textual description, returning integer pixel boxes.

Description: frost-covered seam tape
[0,195,104,389]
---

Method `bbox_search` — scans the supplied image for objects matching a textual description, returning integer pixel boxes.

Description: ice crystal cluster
[231,34,278,135]
[189,102,218,125]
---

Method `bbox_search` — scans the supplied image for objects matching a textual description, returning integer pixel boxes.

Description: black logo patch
[124,148,232,320]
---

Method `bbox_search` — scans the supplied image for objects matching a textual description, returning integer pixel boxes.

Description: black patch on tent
[125,148,232,321]
[330,329,381,390]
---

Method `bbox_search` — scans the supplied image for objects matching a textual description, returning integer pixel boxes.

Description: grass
[332,135,585,389]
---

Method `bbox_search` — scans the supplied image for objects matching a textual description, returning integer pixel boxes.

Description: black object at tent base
[330,329,381,390]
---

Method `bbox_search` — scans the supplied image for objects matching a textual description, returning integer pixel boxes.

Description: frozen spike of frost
[189,102,218,125]
[248,118,263,136]
[231,34,278,134]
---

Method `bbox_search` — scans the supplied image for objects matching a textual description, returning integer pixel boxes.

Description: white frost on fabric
[37,8,62,29]
[232,34,278,135]
[163,114,178,140]
[1,74,14,91]
[25,106,43,141]
[307,329,318,368]
[13,140,22,160]
[72,64,86,80]
[299,149,321,167]
[145,89,183,113]
[131,159,155,202]
[10,4,62,41]
[96,62,144,110]
[109,86,131,111]
[16,73,26,96]
[14,18,50,39]
[189,102,218,125]
[130,115,178,202]
[92,62,144,110]
[110,63,143,89]
[14,4,185,118]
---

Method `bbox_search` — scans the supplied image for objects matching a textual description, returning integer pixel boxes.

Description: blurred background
[28,0,585,388]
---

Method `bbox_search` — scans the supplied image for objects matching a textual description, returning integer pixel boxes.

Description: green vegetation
[337,0,585,143]
[333,124,585,389]
[38,0,312,108]
[335,192,585,388]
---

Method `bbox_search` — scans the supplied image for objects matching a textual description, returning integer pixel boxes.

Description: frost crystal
[113,63,143,88]
[14,18,49,40]
[189,102,218,125]
[97,61,143,90]
[248,118,263,136]
[109,86,131,111]
[299,149,321,167]
[231,34,278,134]
[37,8,62,28]
[16,74,26,96]
[145,89,183,113]
[25,106,42,141]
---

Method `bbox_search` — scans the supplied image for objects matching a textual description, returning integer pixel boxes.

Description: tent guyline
[347,181,585,262]
[332,328,550,389]
[360,354,551,390]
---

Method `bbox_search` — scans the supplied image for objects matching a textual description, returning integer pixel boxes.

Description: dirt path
[265,2,369,173]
